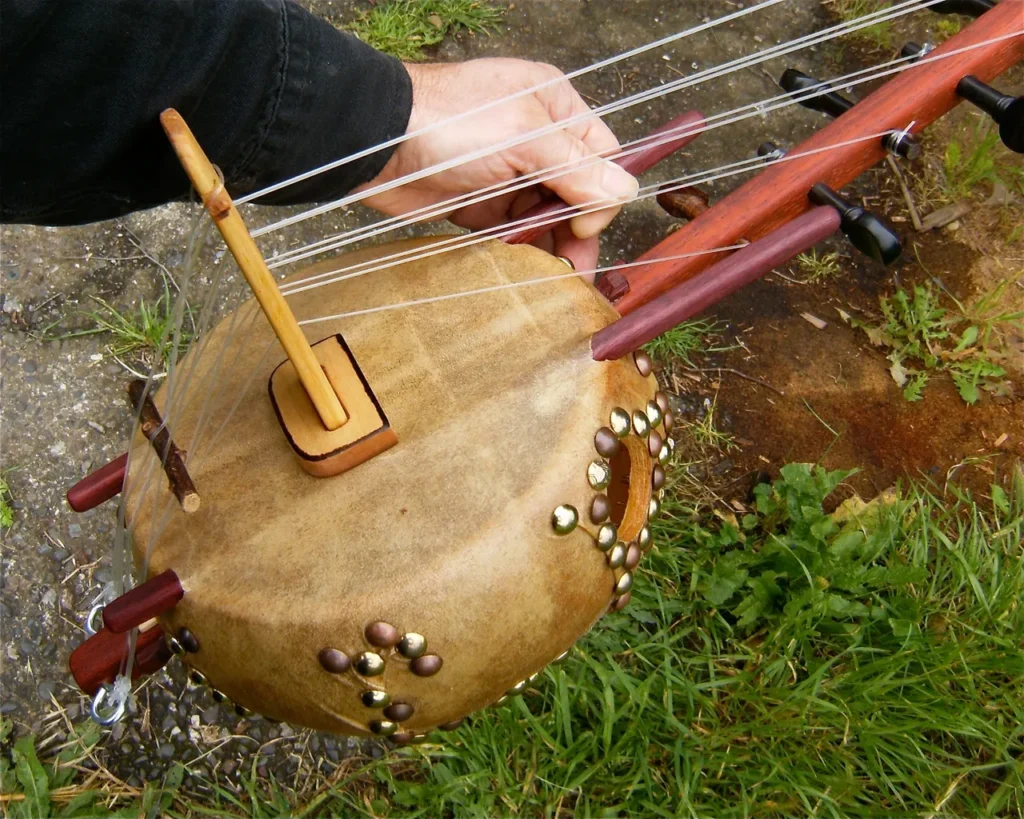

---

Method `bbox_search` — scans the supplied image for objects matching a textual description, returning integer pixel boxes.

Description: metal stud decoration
[551,504,579,534]
[596,522,617,551]
[610,407,632,438]
[587,460,612,490]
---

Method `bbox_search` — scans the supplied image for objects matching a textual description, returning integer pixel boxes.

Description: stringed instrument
[64,0,1023,743]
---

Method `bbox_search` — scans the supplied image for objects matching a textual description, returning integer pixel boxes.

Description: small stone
[22,360,36,373]
[158,743,175,759]
[67,523,81,538]
[49,441,66,457]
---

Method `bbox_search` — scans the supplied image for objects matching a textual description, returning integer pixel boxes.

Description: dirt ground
[1,0,1022,793]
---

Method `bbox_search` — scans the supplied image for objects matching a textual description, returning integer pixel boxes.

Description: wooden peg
[70,621,170,696]
[102,568,184,633]
[67,452,128,512]
[160,109,348,432]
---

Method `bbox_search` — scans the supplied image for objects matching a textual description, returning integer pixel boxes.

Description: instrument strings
[235,0,790,207]
[248,0,943,240]
[277,27,1022,303]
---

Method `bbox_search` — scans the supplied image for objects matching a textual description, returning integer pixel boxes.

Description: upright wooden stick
[160,109,348,431]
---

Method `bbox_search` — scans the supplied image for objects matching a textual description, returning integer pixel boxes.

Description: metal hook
[84,604,104,637]
[90,684,126,726]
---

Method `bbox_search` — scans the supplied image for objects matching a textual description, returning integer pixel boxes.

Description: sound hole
[608,447,632,525]
[606,436,652,542]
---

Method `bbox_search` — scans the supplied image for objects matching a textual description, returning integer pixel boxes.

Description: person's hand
[359,58,639,271]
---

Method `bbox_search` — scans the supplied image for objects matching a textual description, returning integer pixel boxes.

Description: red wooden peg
[67,452,128,513]
[69,625,170,696]
[591,206,841,361]
[102,569,183,633]
[502,110,707,246]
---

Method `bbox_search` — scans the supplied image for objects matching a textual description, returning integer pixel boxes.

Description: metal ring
[84,604,105,637]
[90,684,126,726]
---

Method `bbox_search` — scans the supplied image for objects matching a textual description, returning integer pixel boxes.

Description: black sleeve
[0,0,413,225]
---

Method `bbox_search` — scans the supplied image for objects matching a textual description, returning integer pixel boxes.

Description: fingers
[509,127,638,240]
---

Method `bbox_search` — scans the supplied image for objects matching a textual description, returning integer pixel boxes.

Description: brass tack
[648,429,663,458]
[632,410,650,438]
[211,689,228,704]
[658,442,671,465]
[166,635,185,656]
[439,718,464,731]
[235,704,253,718]
[610,408,631,438]
[667,437,676,455]
[625,543,641,571]
[365,622,400,648]
[607,542,627,569]
[384,702,414,722]
[596,522,617,551]
[633,351,654,377]
[594,427,620,458]
[590,494,610,524]
[556,255,576,270]
[318,648,351,674]
[649,497,660,519]
[663,410,674,433]
[355,652,385,677]
[652,464,666,490]
[587,460,612,490]
[613,591,632,611]
[638,525,652,551]
[188,669,207,687]
[645,400,663,428]
[370,720,397,737]
[178,628,200,653]
[361,690,391,708]
[392,731,416,745]
[411,654,443,677]
[553,649,570,663]
[495,695,509,706]
[552,504,579,535]
[398,632,427,659]
[507,679,527,696]
[655,391,670,415]
[615,572,634,595]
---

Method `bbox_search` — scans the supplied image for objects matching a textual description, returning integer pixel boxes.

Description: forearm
[0,0,412,226]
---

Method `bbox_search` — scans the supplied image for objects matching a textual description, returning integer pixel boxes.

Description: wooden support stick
[502,110,706,246]
[69,622,170,696]
[127,380,201,514]
[160,109,348,431]
[591,206,841,361]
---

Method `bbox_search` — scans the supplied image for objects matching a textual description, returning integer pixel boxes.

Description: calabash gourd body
[125,238,664,738]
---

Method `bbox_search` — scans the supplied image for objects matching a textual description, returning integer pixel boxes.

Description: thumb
[510,128,639,239]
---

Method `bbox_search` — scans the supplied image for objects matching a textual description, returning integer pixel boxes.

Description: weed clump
[347,0,502,61]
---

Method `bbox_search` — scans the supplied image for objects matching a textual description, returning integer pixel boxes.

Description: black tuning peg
[930,0,994,18]
[956,76,1024,154]
[779,69,922,160]
[756,141,786,161]
[899,41,933,62]
[780,68,853,118]
[809,184,902,265]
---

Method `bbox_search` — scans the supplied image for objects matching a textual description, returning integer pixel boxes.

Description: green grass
[55,289,192,373]
[826,0,893,48]
[843,281,1020,404]
[0,470,14,529]
[794,249,842,284]
[6,465,1022,817]
[943,121,1024,202]
[686,393,736,451]
[643,319,737,368]
[346,0,503,61]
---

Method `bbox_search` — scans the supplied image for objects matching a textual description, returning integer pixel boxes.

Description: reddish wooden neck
[613,0,1024,315]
